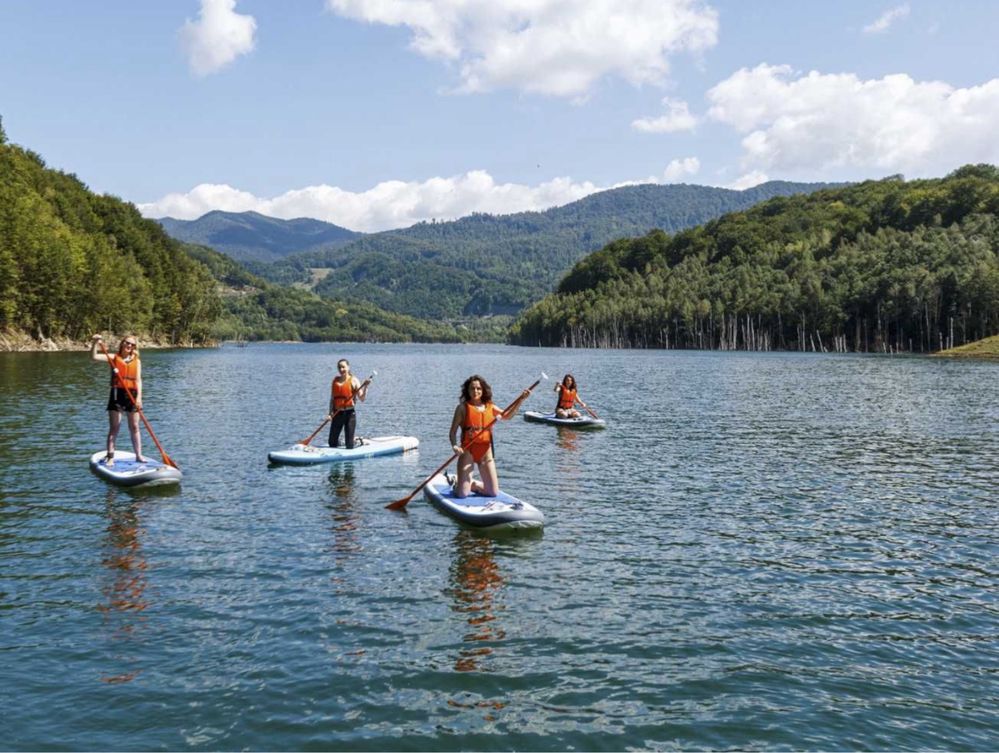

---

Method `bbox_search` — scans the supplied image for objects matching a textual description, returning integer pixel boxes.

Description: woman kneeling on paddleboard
[328,358,368,449]
[449,375,529,498]
[90,334,145,466]
[554,373,586,419]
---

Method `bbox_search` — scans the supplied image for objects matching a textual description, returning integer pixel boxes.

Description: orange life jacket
[109,354,139,391]
[331,377,356,409]
[557,384,577,410]
[462,402,496,450]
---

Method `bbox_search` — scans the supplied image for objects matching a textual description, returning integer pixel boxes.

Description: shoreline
[0,329,218,353]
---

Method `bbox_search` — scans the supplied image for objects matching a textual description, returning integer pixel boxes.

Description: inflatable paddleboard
[422,474,544,530]
[268,435,419,465]
[89,450,182,487]
[524,410,606,429]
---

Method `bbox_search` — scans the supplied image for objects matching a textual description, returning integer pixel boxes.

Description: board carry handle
[96,338,179,470]
[299,371,376,446]
[386,373,548,511]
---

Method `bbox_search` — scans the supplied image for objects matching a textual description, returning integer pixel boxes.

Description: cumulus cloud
[726,170,769,190]
[863,4,910,34]
[326,0,718,97]
[706,64,999,177]
[632,97,698,133]
[180,0,256,76]
[139,165,712,231]
[662,157,700,181]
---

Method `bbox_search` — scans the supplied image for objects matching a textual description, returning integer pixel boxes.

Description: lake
[1,343,997,750]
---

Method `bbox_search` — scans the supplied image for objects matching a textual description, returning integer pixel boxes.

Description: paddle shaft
[575,396,599,419]
[97,340,178,469]
[300,373,374,446]
[386,377,542,510]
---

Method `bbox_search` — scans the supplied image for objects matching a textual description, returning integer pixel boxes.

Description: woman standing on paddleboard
[554,373,586,419]
[90,334,144,466]
[449,375,529,498]
[328,358,368,449]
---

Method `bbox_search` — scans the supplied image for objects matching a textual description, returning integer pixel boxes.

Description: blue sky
[2,0,998,231]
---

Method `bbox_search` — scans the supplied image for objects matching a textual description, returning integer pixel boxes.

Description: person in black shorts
[91,334,145,466]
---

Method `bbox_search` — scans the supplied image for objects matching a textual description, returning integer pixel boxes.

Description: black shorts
[106,387,137,413]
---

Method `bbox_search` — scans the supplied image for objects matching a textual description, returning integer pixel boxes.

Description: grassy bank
[934,334,999,360]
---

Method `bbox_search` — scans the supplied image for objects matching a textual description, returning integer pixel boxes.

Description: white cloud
[632,98,698,133]
[726,170,769,190]
[863,4,910,34]
[180,0,256,76]
[326,0,718,97]
[662,157,700,181]
[706,64,999,177]
[139,164,711,231]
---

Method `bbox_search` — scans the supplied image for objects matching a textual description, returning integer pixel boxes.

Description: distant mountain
[259,180,844,320]
[158,210,363,263]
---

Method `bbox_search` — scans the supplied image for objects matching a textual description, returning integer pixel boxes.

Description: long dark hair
[561,374,576,389]
[461,374,493,403]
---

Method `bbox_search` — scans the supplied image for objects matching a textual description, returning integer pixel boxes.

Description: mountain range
[159,180,843,320]
[158,210,362,263]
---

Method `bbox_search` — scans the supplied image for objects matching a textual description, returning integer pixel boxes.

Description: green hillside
[251,180,840,319]
[510,166,999,352]
[0,121,465,347]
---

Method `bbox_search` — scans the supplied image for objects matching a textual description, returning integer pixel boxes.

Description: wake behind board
[268,435,419,465]
[423,474,544,530]
[524,410,606,429]
[89,450,182,487]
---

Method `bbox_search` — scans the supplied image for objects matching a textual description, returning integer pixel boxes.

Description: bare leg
[127,411,144,462]
[454,451,475,498]
[477,454,499,497]
[106,410,122,465]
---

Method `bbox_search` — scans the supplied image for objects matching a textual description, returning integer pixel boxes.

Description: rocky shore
[0,329,215,352]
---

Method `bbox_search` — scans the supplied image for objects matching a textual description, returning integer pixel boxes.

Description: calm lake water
[1,343,997,751]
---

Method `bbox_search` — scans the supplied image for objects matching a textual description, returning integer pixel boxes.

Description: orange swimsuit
[462,402,497,462]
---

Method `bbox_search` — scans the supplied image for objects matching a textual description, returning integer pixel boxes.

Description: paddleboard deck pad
[524,410,606,429]
[423,473,544,530]
[89,450,182,487]
[268,435,419,465]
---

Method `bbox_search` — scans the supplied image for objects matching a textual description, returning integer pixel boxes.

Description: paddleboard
[524,410,606,429]
[89,450,182,487]
[422,474,544,530]
[268,435,419,465]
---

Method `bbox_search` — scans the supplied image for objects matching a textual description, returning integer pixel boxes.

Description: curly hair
[461,374,493,403]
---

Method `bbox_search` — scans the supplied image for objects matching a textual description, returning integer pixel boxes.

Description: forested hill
[158,211,362,263]
[510,165,999,353]
[251,180,840,320]
[0,124,221,343]
[0,122,463,346]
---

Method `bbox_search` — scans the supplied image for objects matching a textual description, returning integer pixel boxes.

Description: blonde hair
[116,335,139,358]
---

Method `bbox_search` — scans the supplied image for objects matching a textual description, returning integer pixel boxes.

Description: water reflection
[446,531,505,672]
[326,466,361,562]
[97,490,149,684]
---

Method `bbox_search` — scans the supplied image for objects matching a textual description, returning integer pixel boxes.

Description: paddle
[299,370,376,446]
[575,396,600,420]
[386,373,548,511]
[96,339,179,469]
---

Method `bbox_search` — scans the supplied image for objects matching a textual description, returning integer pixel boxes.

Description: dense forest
[0,120,221,343]
[510,166,999,353]
[184,244,461,342]
[243,180,838,320]
[0,121,469,346]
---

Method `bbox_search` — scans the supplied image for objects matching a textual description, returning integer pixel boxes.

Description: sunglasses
[124,342,137,347]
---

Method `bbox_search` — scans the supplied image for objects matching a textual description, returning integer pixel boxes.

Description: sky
[2,0,998,232]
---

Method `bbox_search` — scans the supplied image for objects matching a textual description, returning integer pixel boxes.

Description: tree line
[509,166,999,353]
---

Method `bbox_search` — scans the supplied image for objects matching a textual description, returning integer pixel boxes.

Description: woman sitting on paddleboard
[90,334,144,466]
[449,375,529,498]
[328,358,368,449]
[554,374,587,419]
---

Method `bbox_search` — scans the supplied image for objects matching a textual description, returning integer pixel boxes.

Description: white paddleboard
[524,410,606,429]
[89,450,182,487]
[423,474,544,530]
[268,435,419,465]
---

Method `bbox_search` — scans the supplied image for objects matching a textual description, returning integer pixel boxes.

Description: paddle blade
[386,495,413,511]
